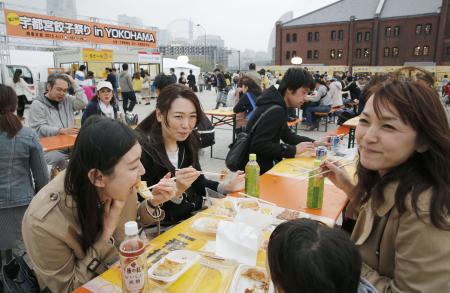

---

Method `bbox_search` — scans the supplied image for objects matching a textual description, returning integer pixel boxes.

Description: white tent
[162,58,200,81]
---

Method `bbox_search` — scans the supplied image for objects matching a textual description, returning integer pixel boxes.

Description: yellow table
[74,211,269,293]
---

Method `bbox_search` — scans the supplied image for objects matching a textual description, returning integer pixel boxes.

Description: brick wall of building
[377,16,438,66]
[275,1,450,66]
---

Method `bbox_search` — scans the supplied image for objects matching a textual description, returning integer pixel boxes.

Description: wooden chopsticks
[142,177,177,192]
[294,157,347,178]
[304,161,354,180]
[238,192,277,206]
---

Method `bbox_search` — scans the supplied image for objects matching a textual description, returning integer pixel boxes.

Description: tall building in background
[165,19,194,44]
[118,14,143,27]
[194,35,224,48]
[159,19,230,70]
[157,29,172,46]
[46,0,76,19]
[158,44,229,70]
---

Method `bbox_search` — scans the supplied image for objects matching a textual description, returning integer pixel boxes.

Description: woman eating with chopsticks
[22,116,177,292]
[136,84,244,224]
[322,76,450,292]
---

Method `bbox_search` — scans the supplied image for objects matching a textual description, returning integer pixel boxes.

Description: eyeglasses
[54,87,68,94]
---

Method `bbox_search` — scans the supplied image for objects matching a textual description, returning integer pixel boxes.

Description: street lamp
[237,50,240,71]
[291,56,303,65]
[196,24,207,72]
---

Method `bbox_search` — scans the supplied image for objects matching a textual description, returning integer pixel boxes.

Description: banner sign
[4,9,156,48]
[82,48,113,62]
[138,51,161,63]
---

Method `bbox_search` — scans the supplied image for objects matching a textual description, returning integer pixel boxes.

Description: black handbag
[225,105,280,171]
[1,253,40,293]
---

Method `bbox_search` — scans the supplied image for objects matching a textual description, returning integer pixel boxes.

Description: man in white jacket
[29,74,87,165]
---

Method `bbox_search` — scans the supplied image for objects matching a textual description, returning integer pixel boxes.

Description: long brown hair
[13,69,22,84]
[0,84,22,138]
[136,84,203,172]
[238,76,262,96]
[351,77,450,230]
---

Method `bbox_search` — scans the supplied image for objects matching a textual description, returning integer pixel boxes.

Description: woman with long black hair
[22,117,177,292]
[137,84,244,224]
[322,76,450,292]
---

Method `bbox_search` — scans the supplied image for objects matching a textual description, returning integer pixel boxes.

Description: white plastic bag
[226,88,236,107]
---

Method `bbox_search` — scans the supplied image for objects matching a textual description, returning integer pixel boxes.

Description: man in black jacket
[187,69,196,90]
[246,68,325,174]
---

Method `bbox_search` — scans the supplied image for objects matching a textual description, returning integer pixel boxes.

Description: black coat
[106,73,118,90]
[140,141,219,223]
[343,81,361,100]
[245,86,315,174]
[233,92,256,118]
[187,74,196,86]
[216,73,226,90]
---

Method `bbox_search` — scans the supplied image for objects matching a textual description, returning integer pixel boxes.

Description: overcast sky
[74,0,336,52]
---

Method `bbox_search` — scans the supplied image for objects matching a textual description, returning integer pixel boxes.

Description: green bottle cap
[249,153,257,161]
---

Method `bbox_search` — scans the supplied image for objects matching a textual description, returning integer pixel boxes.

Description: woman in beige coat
[323,77,450,293]
[22,116,177,292]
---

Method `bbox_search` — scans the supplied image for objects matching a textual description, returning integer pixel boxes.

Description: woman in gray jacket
[0,84,49,264]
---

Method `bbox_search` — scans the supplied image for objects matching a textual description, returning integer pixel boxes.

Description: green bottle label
[307,160,324,209]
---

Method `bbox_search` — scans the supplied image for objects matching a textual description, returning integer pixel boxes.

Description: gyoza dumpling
[137,181,154,200]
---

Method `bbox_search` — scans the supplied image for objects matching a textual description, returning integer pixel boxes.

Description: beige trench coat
[351,182,450,293]
[22,171,161,293]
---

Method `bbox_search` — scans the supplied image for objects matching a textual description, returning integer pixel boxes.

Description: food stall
[53,48,162,80]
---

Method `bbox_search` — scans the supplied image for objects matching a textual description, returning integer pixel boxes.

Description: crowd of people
[0,63,449,293]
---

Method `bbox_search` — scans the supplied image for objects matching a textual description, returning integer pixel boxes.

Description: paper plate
[148,250,200,283]
[192,217,223,234]
[229,264,274,293]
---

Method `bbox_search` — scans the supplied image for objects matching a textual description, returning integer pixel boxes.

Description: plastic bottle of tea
[307,147,327,209]
[245,153,260,197]
[119,221,147,292]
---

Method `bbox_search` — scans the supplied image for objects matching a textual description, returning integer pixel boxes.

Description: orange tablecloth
[260,173,348,221]
[40,134,77,152]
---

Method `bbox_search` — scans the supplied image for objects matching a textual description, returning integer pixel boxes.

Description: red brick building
[275,0,450,67]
